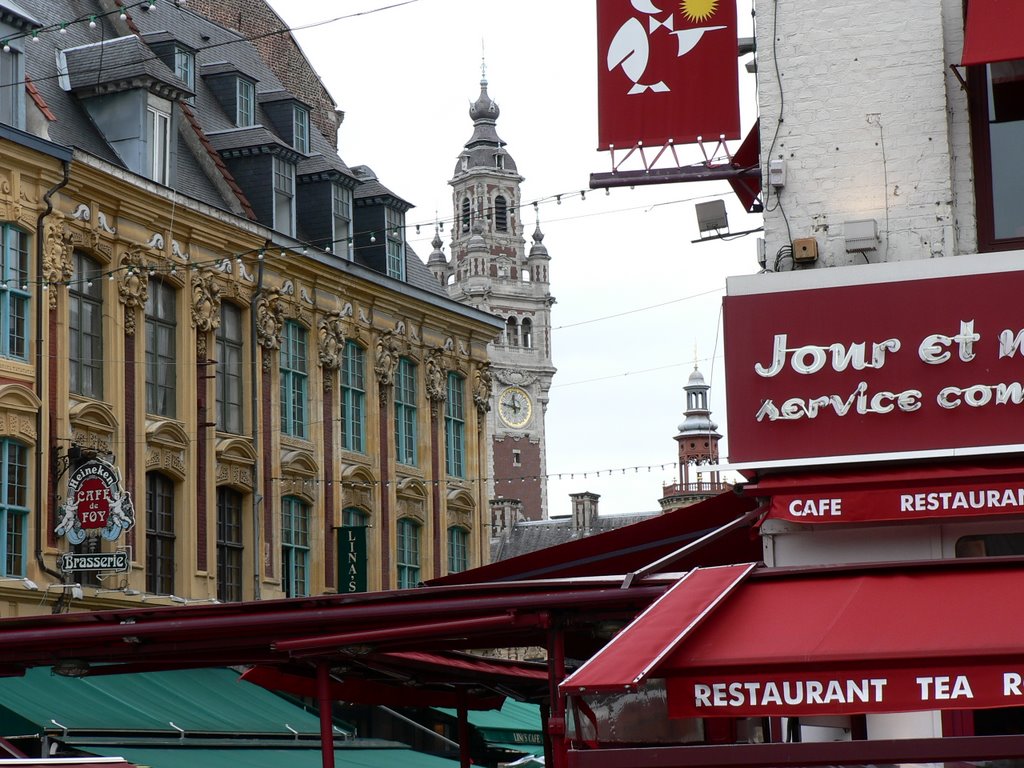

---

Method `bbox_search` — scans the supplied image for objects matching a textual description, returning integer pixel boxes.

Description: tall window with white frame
[396,518,420,588]
[394,357,417,466]
[273,157,296,237]
[340,341,365,452]
[384,208,405,280]
[216,486,244,602]
[145,472,175,595]
[216,302,244,434]
[280,320,308,439]
[447,525,468,575]
[145,278,176,418]
[281,496,309,597]
[0,40,24,129]
[236,77,254,127]
[0,224,28,361]
[69,251,103,399]
[445,372,465,478]
[146,107,170,185]
[332,183,353,258]
[293,105,309,154]
[0,440,27,576]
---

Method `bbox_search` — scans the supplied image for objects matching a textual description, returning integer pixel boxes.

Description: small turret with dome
[659,360,727,512]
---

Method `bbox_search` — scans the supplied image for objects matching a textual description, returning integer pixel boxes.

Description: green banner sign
[338,526,367,593]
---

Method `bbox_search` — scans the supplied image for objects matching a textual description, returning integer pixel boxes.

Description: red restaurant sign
[723,254,1024,467]
[669,666,1024,717]
[596,0,740,149]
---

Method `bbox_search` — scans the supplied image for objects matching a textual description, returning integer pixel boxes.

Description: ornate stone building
[429,76,557,521]
[0,0,500,617]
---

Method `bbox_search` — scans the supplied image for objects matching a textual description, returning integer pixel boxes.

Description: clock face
[498,386,532,428]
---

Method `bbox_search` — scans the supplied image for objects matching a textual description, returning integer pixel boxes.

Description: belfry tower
[428,72,556,521]
[660,364,727,512]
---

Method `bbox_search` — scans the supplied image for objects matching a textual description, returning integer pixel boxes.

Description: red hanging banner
[596,0,740,150]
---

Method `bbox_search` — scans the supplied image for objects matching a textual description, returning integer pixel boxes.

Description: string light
[1,42,9,53]
[88,16,97,28]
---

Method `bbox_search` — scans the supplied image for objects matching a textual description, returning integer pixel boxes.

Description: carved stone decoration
[425,347,447,415]
[255,289,285,371]
[374,330,400,404]
[494,367,538,387]
[146,233,164,250]
[116,246,150,337]
[318,311,348,388]
[473,362,493,416]
[171,240,189,261]
[71,203,91,222]
[96,211,116,235]
[43,218,74,311]
[191,269,222,359]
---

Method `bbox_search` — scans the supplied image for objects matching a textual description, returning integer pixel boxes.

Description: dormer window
[273,156,295,236]
[236,78,254,127]
[174,47,194,99]
[385,208,405,280]
[146,106,171,184]
[293,105,309,153]
[495,153,504,169]
[332,184,352,259]
[0,38,25,129]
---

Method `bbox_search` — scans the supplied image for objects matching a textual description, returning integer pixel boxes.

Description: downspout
[35,159,70,583]
[250,252,266,600]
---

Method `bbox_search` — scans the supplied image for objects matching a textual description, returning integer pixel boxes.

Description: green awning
[437,699,543,754]
[0,667,325,738]
[84,745,459,768]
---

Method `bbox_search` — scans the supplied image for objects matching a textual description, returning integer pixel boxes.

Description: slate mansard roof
[6,0,445,296]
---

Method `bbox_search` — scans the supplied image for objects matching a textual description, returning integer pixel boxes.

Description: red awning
[746,461,1024,524]
[560,564,756,694]
[961,0,1024,65]
[728,120,761,213]
[657,562,1024,717]
[429,491,761,585]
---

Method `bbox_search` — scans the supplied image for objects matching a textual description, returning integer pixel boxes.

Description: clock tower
[428,73,556,521]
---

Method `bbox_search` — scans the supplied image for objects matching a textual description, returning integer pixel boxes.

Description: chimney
[489,497,524,534]
[569,492,600,532]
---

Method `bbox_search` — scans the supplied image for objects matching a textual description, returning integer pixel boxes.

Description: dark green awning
[436,699,543,755]
[0,667,325,738]
[84,745,459,768]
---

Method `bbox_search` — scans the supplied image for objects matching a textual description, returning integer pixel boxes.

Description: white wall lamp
[0,577,38,590]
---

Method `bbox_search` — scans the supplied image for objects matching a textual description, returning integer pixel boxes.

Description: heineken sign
[55,458,136,545]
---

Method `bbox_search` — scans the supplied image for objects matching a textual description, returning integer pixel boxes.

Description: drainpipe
[34,159,70,583]
[250,250,266,600]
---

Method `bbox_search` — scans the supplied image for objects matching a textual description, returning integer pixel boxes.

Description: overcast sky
[272,0,761,517]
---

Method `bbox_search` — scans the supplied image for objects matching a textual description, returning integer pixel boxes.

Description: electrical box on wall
[792,237,818,263]
[768,159,786,188]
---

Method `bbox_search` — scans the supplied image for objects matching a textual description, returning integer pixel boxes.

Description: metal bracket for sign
[591,134,755,190]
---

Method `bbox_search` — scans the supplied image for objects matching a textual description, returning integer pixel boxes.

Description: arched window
[145,278,177,418]
[146,471,176,596]
[341,341,365,452]
[216,486,244,602]
[448,526,469,574]
[505,317,519,347]
[521,318,533,349]
[494,195,508,232]
[281,495,310,597]
[0,438,27,576]
[69,251,104,399]
[397,518,421,588]
[461,197,471,233]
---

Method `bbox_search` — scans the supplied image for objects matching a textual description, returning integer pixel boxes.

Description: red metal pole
[547,627,567,768]
[317,662,336,768]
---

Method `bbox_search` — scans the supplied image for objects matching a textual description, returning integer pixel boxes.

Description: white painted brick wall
[757,0,976,269]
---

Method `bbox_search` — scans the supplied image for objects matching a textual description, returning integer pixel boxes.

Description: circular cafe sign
[55,459,135,545]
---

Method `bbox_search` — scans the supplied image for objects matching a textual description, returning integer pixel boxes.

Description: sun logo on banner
[680,0,719,22]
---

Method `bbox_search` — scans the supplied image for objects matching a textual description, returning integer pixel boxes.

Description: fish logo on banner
[597,0,740,149]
